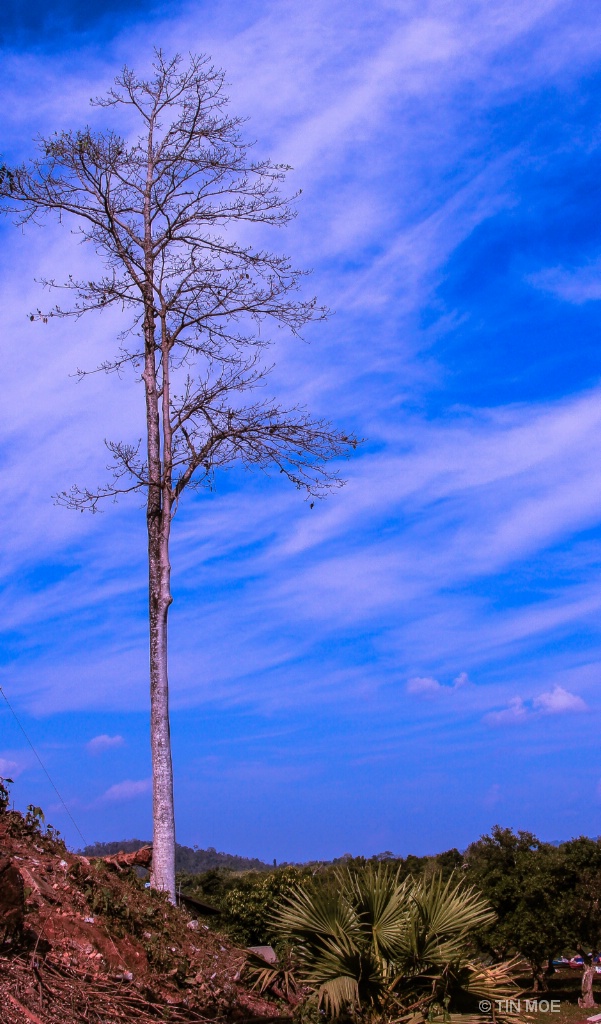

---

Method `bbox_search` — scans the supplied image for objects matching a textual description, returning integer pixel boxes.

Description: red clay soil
[0,809,287,1024]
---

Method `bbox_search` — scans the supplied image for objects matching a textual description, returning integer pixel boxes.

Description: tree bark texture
[579,965,597,1008]
[531,964,548,993]
[147,333,176,899]
[148,517,175,899]
[143,135,176,897]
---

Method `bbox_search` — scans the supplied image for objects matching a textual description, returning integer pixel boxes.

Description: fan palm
[270,865,524,1021]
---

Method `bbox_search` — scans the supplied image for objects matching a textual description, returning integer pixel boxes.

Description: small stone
[84,915,95,924]
[187,919,199,930]
[123,971,133,981]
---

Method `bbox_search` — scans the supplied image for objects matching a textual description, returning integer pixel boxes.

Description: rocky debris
[0,808,288,1024]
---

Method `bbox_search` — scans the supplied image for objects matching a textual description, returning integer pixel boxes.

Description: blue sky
[1,0,601,859]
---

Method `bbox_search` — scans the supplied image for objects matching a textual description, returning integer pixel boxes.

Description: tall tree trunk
[148,509,175,899]
[579,964,597,1008]
[144,326,176,900]
[531,964,548,993]
[142,124,176,902]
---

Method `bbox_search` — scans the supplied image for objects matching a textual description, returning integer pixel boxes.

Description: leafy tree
[271,862,523,1021]
[219,867,305,946]
[0,777,13,812]
[0,52,357,899]
[432,847,464,877]
[556,837,601,1007]
[558,836,601,950]
[464,826,568,991]
[179,865,313,946]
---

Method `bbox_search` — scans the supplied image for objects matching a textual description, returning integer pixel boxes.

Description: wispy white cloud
[97,778,151,803]
[406,673,471,697]
[86,734,125,754]
[0,756,20,778]
[533,685,588,714]
[485,686,587,726]
[407,676,442,696]
[5,386,601,717]
[529,262,601,304]
[485,697,529,726]
[0,749,37,780]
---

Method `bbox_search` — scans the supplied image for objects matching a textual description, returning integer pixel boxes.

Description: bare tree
[1,52,358,900]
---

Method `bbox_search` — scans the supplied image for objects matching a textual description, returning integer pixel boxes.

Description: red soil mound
[0,809,286,1024]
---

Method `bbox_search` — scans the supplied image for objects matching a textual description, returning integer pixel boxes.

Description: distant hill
[80,839,271,873]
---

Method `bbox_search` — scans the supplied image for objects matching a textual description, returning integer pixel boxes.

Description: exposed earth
[0,808,287,1023]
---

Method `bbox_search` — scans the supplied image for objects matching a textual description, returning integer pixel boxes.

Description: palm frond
[270,865,520,1020]
[411,875,496,938]
[462,956,526,1001]
[244,949,299,1000]
[393,875,496,972]
[348,864,412,959]
[317,974,361,1017]
[272,882,361,943]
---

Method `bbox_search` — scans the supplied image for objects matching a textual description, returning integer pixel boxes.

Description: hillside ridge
[81,839,272,873]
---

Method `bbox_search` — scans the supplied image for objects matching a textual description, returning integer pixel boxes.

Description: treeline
[81,839,271,873]
[175,825,601,990]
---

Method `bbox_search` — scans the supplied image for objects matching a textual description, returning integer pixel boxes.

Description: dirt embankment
[0,809,286,1024]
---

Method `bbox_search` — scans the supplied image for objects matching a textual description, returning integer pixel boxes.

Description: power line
[0,683,87,847]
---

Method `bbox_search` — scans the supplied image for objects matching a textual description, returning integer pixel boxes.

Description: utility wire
[0,683,87,847]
